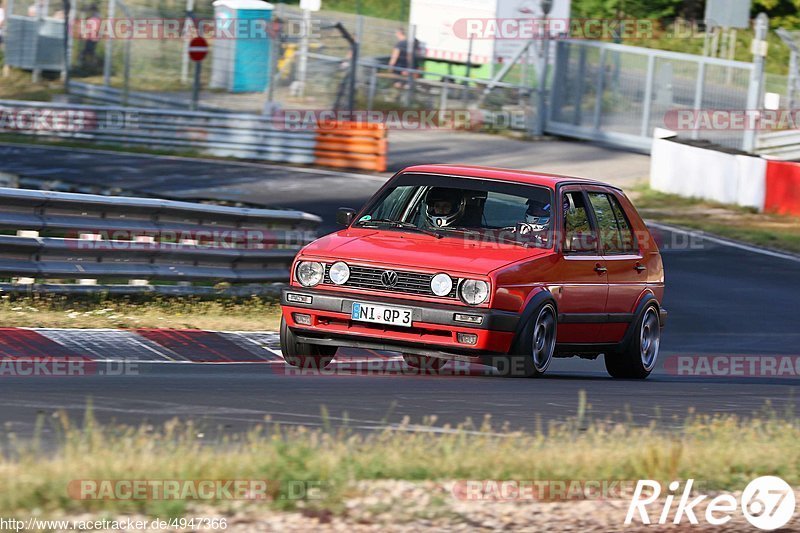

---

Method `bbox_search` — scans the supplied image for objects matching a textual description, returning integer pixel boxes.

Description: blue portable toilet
[210,0,274,92]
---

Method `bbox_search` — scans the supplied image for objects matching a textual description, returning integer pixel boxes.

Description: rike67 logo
[626,476,796,530]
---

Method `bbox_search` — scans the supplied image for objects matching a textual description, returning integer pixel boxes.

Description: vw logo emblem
[381,270,399,288]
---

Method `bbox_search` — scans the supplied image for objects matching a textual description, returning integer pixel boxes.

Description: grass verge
[629,185,800,254]
[0,68,65,101]
[1,403,798,518]
[0,293,281,331]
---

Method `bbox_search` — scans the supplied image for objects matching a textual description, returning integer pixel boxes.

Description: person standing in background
[388,28,420,74]
[79,3,101,70]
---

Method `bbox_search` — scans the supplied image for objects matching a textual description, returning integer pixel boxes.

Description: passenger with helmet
[424,187,466,228]
[525,198,552,231]
[525,196,570,230]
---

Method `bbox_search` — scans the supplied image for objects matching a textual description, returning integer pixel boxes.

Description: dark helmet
[424,187,466,228]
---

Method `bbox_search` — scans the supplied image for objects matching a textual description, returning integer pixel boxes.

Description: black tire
[493,302,557,378]
[402,354,447,373]
[604,304,661,379]
[279,317,336,369]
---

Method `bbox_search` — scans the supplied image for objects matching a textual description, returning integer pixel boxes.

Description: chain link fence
[3,1,780,153]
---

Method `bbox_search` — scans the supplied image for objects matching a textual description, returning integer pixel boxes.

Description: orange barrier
[764,160,800,217]
[314,121,388,172]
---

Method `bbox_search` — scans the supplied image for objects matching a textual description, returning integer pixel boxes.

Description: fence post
[404,23,416,108]
[592,47,607,131]
[573,44,586,125]
[691,60,706,140]
[294,7,310,97]
[789,50,798,111]
[533,28,550,135]
[743,13,768,153]
[62,0,71,88]
[180,0,195,84]
[31,4,45,83]
[367,65,377,111]
[640,53,655,138]
[549,40,568,123]
[103,0,116,86]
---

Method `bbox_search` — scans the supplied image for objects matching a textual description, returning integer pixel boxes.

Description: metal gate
[546,40,760,152]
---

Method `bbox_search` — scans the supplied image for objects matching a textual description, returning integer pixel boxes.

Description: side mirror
[567,231,598,253]
[336,207,357,226]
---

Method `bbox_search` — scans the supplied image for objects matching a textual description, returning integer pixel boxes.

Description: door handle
[634,263,646,272]
[594,263,607,274]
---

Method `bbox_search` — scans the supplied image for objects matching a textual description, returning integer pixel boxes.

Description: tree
[571,0,682,20]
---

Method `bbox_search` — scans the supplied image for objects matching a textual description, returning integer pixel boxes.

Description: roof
[399,164,615,189]
[212,0,274,10]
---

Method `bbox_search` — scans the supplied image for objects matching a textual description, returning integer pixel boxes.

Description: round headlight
[296,261,324,287]
[329,261,350,285]
[459,279,489,305]
[430,273,453,297]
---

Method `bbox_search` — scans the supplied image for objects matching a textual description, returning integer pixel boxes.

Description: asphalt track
[0,225,799,441]
[0,143,799,440]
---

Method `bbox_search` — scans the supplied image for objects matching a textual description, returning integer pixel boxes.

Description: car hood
[301,228,550,275]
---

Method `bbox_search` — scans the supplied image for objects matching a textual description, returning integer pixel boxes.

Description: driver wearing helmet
[525,198,552,230]
[424,187,466,228]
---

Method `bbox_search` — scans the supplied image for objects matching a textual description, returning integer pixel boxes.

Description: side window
[562,191,597,254]
[608,194,636,253]
[588,192,636,254]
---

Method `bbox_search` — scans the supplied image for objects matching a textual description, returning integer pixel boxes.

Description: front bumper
[280,287,520,360]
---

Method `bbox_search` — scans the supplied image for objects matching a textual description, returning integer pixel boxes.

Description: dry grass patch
[629,185,800,254]
[0,404,798,518]
[0,293,281,331]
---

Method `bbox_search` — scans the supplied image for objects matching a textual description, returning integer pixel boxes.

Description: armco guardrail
[67,81,223,112]
[755,129,800,160]
[0,100,389,172]
[0,188,321,296]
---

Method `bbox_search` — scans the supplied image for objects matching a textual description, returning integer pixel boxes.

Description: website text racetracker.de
[0,517,228,532]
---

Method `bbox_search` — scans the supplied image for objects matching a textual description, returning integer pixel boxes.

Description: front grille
[323,264,459,299]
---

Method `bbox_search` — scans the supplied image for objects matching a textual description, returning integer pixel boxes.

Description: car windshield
[354,173,554,249]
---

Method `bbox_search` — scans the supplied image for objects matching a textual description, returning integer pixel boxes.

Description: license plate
[351,302,413,327]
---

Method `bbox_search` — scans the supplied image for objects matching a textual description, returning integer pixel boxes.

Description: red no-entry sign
[189,37,209,62]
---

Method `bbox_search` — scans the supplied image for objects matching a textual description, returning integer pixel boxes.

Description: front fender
[510,288,557,348]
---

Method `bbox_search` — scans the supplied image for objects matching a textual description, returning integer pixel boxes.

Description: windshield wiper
[357,219,443,239]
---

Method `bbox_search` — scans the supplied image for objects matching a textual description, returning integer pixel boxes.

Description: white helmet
[424,187,466,228]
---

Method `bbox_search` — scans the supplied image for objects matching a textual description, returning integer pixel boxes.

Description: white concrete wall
[650,137,766,211]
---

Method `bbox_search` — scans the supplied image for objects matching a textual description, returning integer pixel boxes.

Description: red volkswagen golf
[280,165,666,378]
